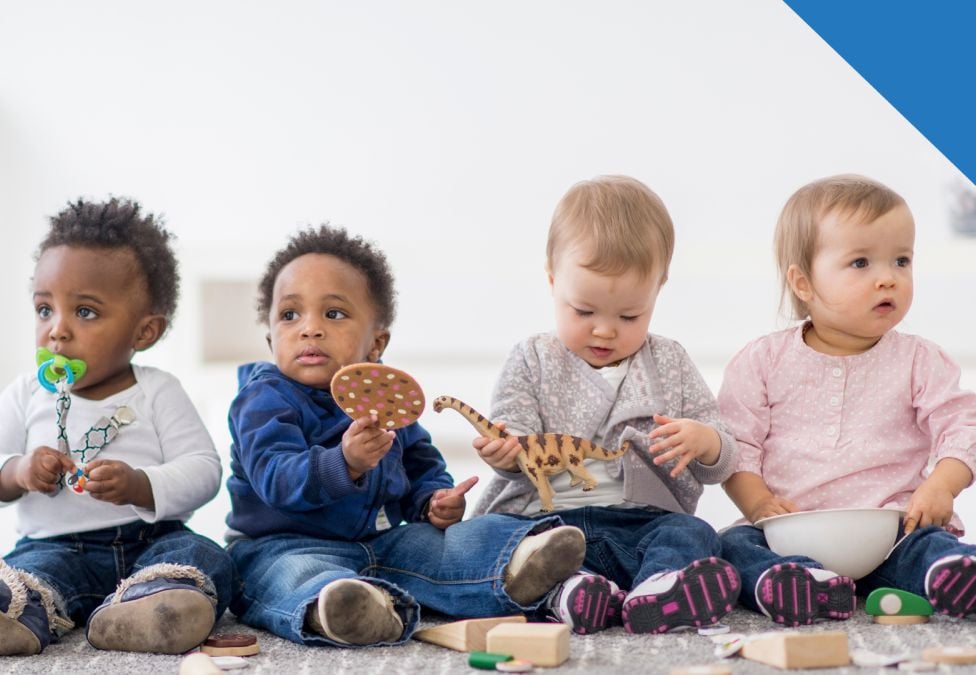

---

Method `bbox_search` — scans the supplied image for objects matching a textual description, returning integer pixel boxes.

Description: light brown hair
[546,175,674,282]
[775,174,906,319]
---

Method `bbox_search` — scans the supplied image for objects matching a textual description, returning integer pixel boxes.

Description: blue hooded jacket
[225,362,454,541]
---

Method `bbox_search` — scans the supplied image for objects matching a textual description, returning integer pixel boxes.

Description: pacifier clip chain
[36,348,135,494]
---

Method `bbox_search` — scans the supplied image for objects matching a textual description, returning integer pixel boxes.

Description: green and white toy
[864,588,933,617]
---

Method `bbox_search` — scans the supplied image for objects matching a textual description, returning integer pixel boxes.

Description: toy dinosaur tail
[432,395,509,439]
[583,438,631,460]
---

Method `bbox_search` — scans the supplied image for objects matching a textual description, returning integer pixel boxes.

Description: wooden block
[486,623,570,667]
[740,631,849,669]
[922,647,976,665]
[874,614,929,625]
[413,616,526,652]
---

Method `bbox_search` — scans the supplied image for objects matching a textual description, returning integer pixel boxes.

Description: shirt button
[830,396,840,406]
[826,426,837,436]
[832,367,843,377]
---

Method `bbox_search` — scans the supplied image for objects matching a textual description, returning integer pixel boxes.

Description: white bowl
[755,507,904,580]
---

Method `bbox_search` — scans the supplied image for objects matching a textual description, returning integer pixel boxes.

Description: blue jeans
[513,506,722,593]
[720,524,976,613]
[4,521,236,629]
[228,514,561,647]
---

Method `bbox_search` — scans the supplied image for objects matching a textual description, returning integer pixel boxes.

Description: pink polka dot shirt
[718,325,976,534]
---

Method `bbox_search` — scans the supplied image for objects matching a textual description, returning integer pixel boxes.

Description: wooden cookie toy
[200,633,260,657]
[331,363,425,429]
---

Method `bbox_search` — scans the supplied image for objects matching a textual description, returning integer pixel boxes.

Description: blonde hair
[546,175,674,282]
[775,174,906,320]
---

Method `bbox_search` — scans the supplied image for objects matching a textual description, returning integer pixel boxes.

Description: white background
[1,1,975,550]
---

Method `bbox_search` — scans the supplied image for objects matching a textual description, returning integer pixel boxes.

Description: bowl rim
[754,506,906,530]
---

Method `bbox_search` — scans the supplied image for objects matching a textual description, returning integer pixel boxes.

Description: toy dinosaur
[433,395,630,512]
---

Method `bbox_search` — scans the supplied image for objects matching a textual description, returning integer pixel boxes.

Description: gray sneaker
[310,579,404,645]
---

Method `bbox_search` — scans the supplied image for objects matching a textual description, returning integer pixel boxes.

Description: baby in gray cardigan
[471,175,740,635]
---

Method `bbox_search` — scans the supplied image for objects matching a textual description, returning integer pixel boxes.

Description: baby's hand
[904,477,955,534]
[749,495,797,523]
[342,414,396,481]
[85,459,154,508]
[426,476,479,529]
[16,447,76,494]
[473,421,522,472]
[648,415,721,477]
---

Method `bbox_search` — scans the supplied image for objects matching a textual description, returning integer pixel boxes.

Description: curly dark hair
[38,198,180,323]
[257,225,396,328]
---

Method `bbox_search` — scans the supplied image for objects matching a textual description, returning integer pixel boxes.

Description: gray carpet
[2,609,976,674]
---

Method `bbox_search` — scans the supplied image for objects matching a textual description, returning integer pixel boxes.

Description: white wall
[1,1,975,549]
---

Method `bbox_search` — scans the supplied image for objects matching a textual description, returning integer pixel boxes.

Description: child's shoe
[307,578,404,645]
[87,563,217,654]
[0,562,74,655]
[755,563,855,626]
[925,554,976,618]
[622,557,740,634]
[545,573,616,635]
[504,525,586,605]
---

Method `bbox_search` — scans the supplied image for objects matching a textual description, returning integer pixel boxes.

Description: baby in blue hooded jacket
[225,225,585,648]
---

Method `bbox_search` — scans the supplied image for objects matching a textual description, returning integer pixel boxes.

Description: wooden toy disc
[331,363,425,429]
[874,614,929,625]
[201,632,260,656]
[922,646,976,664]
[670,666,733,675]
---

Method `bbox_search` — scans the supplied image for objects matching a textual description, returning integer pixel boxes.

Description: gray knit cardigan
[472,332,738,516]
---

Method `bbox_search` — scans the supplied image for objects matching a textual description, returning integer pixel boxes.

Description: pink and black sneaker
[621,557,740,634]
[547,573,617,635]
[755,563,855,626]
[925,554,976,618]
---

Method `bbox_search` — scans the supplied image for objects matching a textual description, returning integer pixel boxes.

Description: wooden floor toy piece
[413,616,527,652]
[433,395,630,512]
[670,665,733,675]
[740,631,849,669]
[178,653,222,675]
[922,646,976,665]
[874,614,929,624]
[485,622,570,667]
[331,363,425,429]
[200,633,260,657]
[865,587,933,616]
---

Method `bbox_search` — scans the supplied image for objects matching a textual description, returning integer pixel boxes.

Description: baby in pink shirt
[718,174,976,627]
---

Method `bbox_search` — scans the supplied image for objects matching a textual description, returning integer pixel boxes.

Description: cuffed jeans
[720,523,976,613]
[5,520,236,629]
[512,506,723,592]
[228,514,562,646]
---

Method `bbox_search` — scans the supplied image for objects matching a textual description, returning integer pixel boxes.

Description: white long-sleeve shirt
[0,365,221,538]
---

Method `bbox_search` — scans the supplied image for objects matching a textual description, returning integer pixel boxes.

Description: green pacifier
[36,348,87,392]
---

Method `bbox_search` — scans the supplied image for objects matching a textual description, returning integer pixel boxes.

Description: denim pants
[512,506,723,594]
[720,523,976,613]
[4,520,236,629]
[228,513,561,647]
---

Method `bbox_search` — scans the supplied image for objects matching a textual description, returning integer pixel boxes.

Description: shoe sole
[87,588,215,654]
[928,556,976,618]
[506,527,586,606]
[757,563,855,626]
[622,557,740,634]
[319,580,404,645]
[561,576,613,635]
[0,613,42,655]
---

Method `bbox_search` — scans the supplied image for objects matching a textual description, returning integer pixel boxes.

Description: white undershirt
[524,357,633,513]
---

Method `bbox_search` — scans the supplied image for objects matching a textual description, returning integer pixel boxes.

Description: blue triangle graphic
[783,1,976,185]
